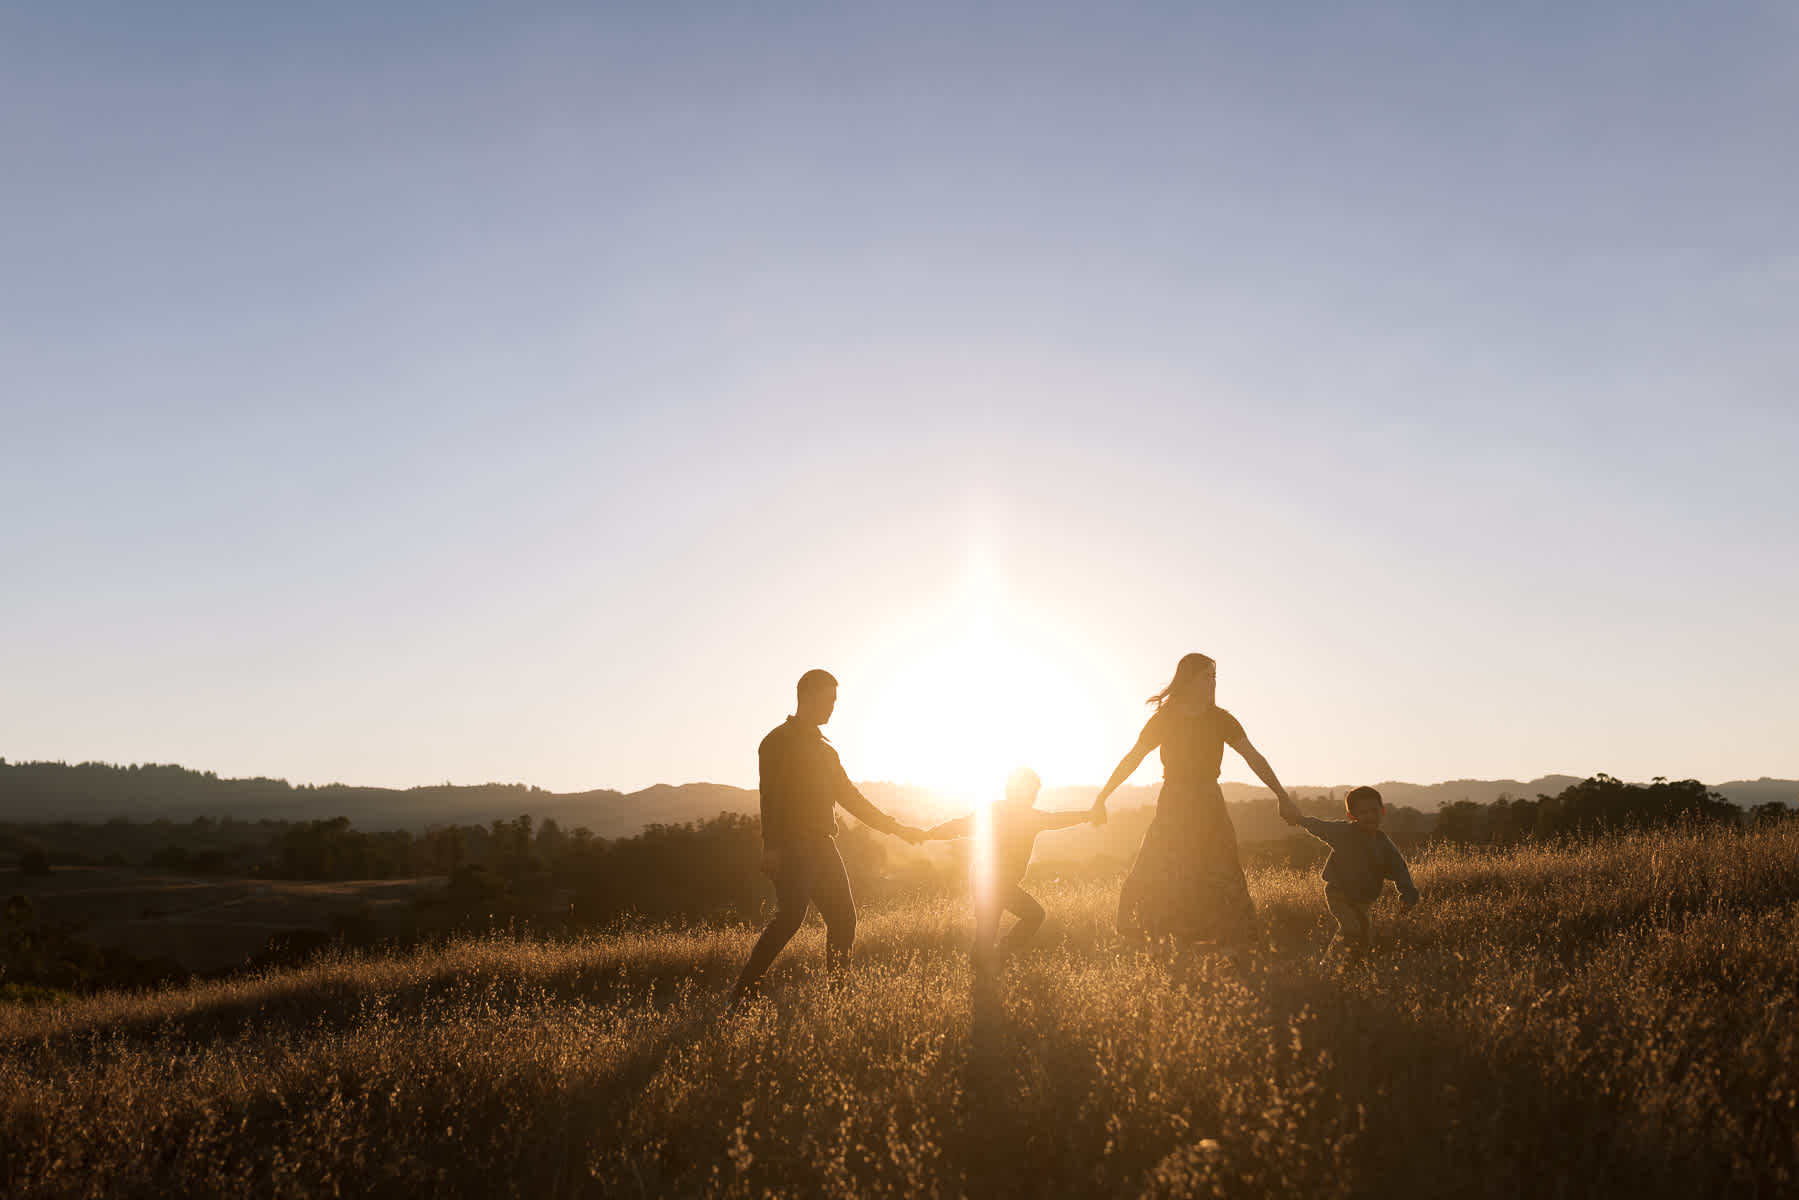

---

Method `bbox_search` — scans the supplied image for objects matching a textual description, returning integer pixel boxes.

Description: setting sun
[846,551,1109,812]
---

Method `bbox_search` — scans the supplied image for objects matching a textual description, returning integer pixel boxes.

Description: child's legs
[999,886,1046,950]
[1325,888,1373,956]
[973,893,1005,955]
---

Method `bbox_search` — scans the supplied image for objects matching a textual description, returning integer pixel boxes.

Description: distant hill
[1217,777,1594,810]
[1,759,1790,839]
[1707,777,1799,807]
[0,760,758,839]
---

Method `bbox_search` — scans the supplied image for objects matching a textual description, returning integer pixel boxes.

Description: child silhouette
[924,768,1097,967]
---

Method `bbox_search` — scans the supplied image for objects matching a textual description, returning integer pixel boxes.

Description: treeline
[9,776,1791,892]
[0,812,816,993]
[7,775,1794,995]
[0,812,711,893]
[1431,774,1791,843]
[434,813,911,929]
[0,815,417,881]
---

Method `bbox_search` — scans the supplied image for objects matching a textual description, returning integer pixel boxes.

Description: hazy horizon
[10,751,1793,798]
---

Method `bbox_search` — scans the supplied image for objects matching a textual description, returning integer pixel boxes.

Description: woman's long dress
[1116,703,1257,944]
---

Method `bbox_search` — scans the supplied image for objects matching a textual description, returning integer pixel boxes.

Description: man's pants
[1325,887,1373,958]
[733,838,855,997]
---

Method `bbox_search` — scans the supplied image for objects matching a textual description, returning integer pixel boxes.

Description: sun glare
[852,541,1091,815]
[970,795,997,935]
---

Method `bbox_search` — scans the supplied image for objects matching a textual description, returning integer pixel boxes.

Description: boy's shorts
[1325,887,1373,951]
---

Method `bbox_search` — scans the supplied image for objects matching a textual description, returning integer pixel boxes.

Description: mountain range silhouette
[2,760,1792,838]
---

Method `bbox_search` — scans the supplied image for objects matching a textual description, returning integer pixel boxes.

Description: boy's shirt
[1294,816,1419,905]
[929,806,1062,888]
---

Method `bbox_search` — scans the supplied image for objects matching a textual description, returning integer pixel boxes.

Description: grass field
[3,821,1796,1197]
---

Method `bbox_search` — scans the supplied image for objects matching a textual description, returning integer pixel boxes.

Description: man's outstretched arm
[834,772,924,842]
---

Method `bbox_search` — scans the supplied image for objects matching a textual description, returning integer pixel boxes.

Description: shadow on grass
[1257,958,1786,1198]
[938,930,1787,1199]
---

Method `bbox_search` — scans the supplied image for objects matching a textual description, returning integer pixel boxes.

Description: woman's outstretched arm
[1036,809,1098,833]
[1227,729,1295,814]
[1091,713,1163,821]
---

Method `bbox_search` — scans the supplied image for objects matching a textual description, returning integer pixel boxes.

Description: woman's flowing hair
[1147,652,1216,709]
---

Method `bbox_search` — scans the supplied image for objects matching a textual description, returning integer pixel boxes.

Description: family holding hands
[729,653,1419,1009]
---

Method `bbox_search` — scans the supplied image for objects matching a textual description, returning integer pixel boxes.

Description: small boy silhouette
[1280,785,1419,961]
[924,768,1096,966]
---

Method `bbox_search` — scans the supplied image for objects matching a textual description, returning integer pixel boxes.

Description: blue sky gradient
[6,3,1796,796]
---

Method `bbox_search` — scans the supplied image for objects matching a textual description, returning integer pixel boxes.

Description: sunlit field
[4,822,1796,1198]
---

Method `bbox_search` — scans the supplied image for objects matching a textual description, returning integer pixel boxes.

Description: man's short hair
[796,668,838,697]
[1345,785,1383,813]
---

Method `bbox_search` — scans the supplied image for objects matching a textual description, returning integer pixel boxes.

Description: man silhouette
[728,669,922,1008]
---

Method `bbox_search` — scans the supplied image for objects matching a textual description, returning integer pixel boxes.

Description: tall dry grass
[3,822,1795,1197]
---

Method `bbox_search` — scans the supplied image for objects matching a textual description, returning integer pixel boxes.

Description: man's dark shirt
[757,716,898,847]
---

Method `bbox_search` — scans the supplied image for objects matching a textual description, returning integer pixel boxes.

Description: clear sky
[5,2,1796,803]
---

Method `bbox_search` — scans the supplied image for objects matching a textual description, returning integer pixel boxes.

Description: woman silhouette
[1090,653,1295,953]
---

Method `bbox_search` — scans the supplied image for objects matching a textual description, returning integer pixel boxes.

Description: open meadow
[3,821,1796,1198]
